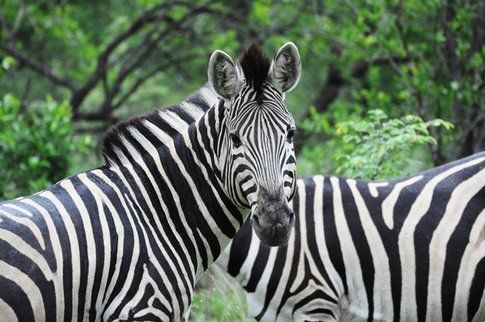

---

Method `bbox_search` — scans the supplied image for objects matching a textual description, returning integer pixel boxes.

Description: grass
[189,265,254,321]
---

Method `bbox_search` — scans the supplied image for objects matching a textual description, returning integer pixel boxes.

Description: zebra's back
[219,152,485,321]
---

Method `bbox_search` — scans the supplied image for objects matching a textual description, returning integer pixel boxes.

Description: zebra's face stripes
[225,84,297,246]
[208,42,301,246]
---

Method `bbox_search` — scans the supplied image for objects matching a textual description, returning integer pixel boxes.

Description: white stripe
[161,110,190,133]
[0,228,53,279]
[381,175,422,229]
[234,231,262,286]
[0,205,46,250]
[118,134,193,307]
[312,176,343,304]
[199,86,219,108]
[426,168,485,320]
[349,179,393,319]
[398,157,484,320]
[0,298,18,322]
[196,114,243,230]
[330,176,368,318]
[59,179,95,320]
[0,260,45,322]
[119,264,171,320]
[179,102,205,122]
[286,178,339,320]
[264,220,297,321]
[21,198,65,321]
[145,119,232,272]
[248,246,278,318]
[290,181,309,293]
[368,182,389,198]
[77,174,113,320]
[41,190,81,321]
[451,208,485,321]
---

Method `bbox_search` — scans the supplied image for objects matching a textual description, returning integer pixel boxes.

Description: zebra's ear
[269,42,302,93]
[208,50,242,99]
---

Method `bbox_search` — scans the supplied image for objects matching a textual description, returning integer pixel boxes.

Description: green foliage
[190,267,252,322]
[190,290,249,322]
[0,1,481,316]
[1,0,482,167]
[334,110,454,179]
[301,108,453,180]
[0,94,94,200]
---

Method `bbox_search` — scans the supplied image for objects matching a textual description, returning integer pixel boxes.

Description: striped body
[0,43,303,321]
[0,90,242,321]
[219,152,485,321]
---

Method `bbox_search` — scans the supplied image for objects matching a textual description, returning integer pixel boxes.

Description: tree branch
[0,43,76,90]
[70,0,215,114]
[112,53,199,111]
[73,112,120,123]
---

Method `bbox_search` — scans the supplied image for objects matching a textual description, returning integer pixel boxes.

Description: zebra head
[208,42,301,246]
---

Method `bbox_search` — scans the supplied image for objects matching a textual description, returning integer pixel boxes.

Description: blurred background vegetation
[1,0,483,320]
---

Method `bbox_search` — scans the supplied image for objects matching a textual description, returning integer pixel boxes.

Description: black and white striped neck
[100,87,248,277]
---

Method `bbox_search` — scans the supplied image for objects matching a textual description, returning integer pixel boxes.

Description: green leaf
[450,81,459,90]
[2,56,15,70]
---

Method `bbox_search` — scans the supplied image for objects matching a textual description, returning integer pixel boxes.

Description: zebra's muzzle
[250,186,295,246]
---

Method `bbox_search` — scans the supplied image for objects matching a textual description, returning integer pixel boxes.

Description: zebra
[217,152,485,321]
[0,42,302,321]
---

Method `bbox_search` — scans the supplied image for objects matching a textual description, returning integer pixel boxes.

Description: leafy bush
[334,110,453,179]
[0,94,93,200]
[300,109,453,180]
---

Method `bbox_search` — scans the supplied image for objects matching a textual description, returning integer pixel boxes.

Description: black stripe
[442,186,485,321]
[468,257,485,320]
[415,166,480,321]
[324,177,348,295]
[339,180,374,320]
[0,275,36,321]
[305,178,338,298]
[275,188,301,317]
[245,243,271,293]
[227,220,253,277]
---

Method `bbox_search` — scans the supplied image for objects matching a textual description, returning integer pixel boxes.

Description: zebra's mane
[101,45,271,166]
[239,43,271,95]
[101,86,219,166]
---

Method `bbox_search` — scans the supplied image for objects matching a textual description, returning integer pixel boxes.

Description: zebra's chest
[106,260,192,322]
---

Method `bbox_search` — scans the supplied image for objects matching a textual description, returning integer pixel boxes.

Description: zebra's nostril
[271,224,277,239]
[270,222,283,239]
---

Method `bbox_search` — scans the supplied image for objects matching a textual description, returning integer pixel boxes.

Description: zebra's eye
[286,129,295,143]
[230,133,242,148]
